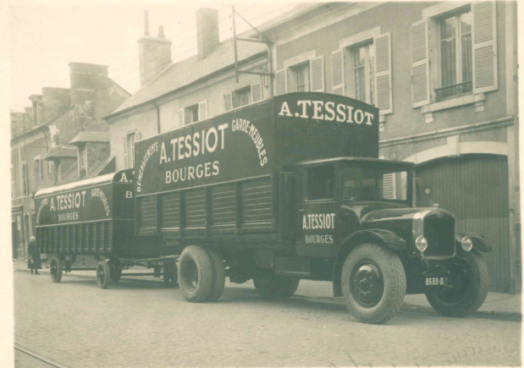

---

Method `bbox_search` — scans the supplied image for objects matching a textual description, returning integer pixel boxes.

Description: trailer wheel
[426,252,489,317]
[110,264,122,284]
[178,246,213,302]
[205,249,225,302]
[50,257,63,283]
[163,262,178,287]
[96,261,110,289]
[341,243,406,324]
[253,276,300,299]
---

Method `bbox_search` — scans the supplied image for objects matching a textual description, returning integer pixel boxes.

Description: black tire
[163,262,178,287]
[341,243,406,324]
[50,256,63,283]
[110,264,122,284]
[426,252,489,317]
[178,246,214,302]
[96,261,110,289]
[205,248,226,302]
[253,276,300,299]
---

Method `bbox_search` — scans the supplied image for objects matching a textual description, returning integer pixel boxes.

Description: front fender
[344,229,407,252]
[455,232,491,252]
[332,229,406,297]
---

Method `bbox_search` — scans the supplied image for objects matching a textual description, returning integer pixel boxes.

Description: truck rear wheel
[163,262,178,287]
[426,252,489,317]
[50,256,63,283]
[178,246,213,302]
[110,264,122,284]
[341,243,406,324]
[96,261,110,289]
[253,276,300,299]
[205,249,226,302]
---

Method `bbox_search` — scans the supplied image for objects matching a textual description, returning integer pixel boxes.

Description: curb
[15,268,521,322]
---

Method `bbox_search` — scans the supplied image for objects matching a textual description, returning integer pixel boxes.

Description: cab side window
[308,166,334,200]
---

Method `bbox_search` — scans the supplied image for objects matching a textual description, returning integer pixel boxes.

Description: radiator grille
[424,216,455,257]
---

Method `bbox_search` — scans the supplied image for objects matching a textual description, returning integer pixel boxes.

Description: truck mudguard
[332,229,407,297]
[455,232,491,252]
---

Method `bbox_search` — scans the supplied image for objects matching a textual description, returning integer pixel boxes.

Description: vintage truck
[133,92,490,324]
[35,92,490,324]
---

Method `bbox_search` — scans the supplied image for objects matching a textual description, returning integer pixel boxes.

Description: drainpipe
[153,101,161,134]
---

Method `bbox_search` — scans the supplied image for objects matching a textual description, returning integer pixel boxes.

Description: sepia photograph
[4,0,522,367]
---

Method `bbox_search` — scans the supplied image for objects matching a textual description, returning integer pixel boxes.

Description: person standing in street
[27,236,41,275]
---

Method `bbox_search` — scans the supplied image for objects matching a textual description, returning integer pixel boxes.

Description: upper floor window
[411,2,497,108]
[224,84,263,112]
[233,87,251,109]
[438,10,472,101]
[293,63,310,92]
[178,101,208,126]
[352,42,375,105]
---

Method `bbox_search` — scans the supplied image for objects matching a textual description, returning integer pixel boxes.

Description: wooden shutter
[177,109,184,126]
[310,55,325,92]
[473,1,497,93]
[374,32,393,114]
[411,20,430,107]
[275,69,287,95]
[251,83,263,103]
[198,101,208,121]
[224,93,232,111]
[123,136,128,169]
[331,49,345,95]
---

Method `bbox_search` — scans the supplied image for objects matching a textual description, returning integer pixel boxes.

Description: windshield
[341,165,409,202]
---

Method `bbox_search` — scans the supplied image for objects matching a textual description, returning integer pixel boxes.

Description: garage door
[416,154,510,292]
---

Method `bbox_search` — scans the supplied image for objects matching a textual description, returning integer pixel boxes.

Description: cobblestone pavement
[14,272,521,368]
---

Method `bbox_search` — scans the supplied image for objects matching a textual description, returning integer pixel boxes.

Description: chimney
[196,8,220,59]
[138,11,172,87]
[69,62,111,119]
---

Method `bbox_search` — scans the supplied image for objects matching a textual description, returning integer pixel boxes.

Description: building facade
[105,2,519,292]
[11,63,130,261]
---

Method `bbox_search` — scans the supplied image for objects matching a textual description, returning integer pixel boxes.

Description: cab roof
[296,157,415,168]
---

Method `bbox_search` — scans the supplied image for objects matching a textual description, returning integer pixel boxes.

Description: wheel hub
[350,260,384,308]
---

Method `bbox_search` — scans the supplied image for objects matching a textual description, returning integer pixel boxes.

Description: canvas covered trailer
[133,92,379,249]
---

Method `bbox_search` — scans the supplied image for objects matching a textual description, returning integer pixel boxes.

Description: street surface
[14,272,521,367]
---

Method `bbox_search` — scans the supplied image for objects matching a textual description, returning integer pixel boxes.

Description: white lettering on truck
[279,100,374,126]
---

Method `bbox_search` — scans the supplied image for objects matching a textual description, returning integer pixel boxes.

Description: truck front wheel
[178,246,214,302]
[253,276,300,299]
[341,243,406,324]
[426,252,489,317]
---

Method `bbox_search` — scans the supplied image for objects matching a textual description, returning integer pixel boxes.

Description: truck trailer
[35,92,490,324]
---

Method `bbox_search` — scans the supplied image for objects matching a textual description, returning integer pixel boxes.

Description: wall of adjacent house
[86,142,111,174]
[108,55,269,171]
[273,1,508,143]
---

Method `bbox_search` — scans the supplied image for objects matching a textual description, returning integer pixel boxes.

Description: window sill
[421,93,485,114]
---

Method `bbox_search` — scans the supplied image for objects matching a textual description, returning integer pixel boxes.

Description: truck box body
[134,93,379,247]
[34,169,154,258]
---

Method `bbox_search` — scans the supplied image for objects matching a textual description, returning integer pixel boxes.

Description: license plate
[425,277,446,286]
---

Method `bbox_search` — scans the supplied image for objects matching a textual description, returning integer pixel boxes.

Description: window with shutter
[224,93,232,112]
[233,87,251,109]
[251,83,262,103]
[472,1,497,93]
[411,20,430,107]
[310,56,325,92]
[198,101,208,121]
[331,49,345,95]
[351,42,375,105]
[275,69,287,95]
[374,33,393,114]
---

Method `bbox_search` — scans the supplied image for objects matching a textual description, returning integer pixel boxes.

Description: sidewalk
[14,260,521,321]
